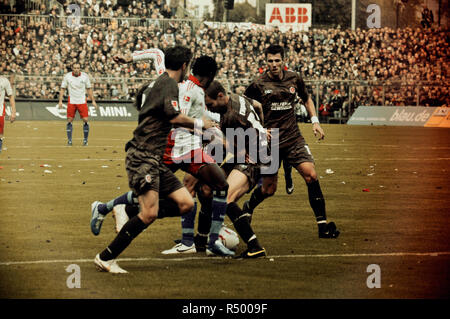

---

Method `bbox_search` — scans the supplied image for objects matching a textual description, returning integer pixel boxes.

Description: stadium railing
[0,14,201,32]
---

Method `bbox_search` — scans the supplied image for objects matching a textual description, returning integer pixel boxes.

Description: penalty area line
[0,251,449,266]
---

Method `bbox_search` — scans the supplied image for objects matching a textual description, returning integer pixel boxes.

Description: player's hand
[202,118,215,130]
[113,55,132,64]
[313,123,325,140]
[58,101,63,109]
[92,100,98,109]
[9,112,16,123]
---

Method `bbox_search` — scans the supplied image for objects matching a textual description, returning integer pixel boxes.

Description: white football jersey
[134,48,221,157]
[132,48,166,76]
[61,72,91,104]
[0,76,13,114]
[171,76,221,158]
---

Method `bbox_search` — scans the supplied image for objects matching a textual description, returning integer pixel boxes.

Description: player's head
[164,46,192,80]
[265,45,284,79]
[191,55,218,88]
[72,62,81,76]
[205,80,228,114]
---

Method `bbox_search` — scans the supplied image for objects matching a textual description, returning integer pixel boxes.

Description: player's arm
[250,99,264,125]
[297,75,324,140]
[58,87,66,109]
[8,94,16,123]
[305,96,324,140]
[170,114,215,131]
[87,87,98,108]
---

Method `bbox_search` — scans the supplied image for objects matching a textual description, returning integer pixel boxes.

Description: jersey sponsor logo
[264,90,273,94]
[270,102,292,111]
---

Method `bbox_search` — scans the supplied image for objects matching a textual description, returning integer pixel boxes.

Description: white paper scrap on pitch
[44,170,53,174]
[325,169,334,174]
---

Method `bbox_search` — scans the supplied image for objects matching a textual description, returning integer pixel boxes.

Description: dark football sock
[66,122,73,142]
[99,215,147,261]
[83,122,89,140]
[283,161,293,183]
[98,191,135,216]
[197,192,212,235]
[248,185,269,211]
[181,200,197,246]
[125,204,139,219]
[307,179,327,230]
[227,202,257,245]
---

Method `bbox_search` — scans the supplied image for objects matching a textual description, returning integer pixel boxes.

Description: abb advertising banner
[265,3,312,31]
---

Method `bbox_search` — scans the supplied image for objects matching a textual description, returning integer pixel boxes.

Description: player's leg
[283,160,294,194]
[95,189,157,273]
[0,113,4,153]
[66,102,75,146]
[79,103,90,146]
[161,173,199,254]
[195,183,212,252]
[91,190,137,235]
[226,168,266,258]
[242,174,277,223]
[295,161,340,238]
[196,163,234,256]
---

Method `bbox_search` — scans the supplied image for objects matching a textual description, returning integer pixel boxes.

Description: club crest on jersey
[289,87,296,94]
[171,100,178,109]
[184,96,190,102]
[145,174,152,183]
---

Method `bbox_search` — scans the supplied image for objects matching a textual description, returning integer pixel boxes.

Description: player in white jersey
[0,75,16,153]
[58,62,98,146]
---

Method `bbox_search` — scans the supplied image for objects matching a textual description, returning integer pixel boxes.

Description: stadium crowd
[0,0,448,120]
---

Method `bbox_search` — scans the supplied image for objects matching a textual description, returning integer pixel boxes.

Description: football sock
[181,200,197,246]
[99,191,136,216]
[125,204,139,219]
[83,122,89,141]
[283,161,293,183]
[226,202,255,244]
[66,122,73,142]
[157,198,182,218]
[307,180,327,231]
[99,215,147,261]
[248,185,270,212]
[0,137,3,152]
[197,192,212,236]
[208,189,228,245]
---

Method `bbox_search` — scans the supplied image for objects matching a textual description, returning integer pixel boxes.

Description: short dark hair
[164,46,192,71]
[205,80,226,100]
[192,55,218,79]
[265,44,284,59]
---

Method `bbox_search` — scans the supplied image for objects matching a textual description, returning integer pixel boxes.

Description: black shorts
[125,146,183,197]
[222,163,260,193]
[261,136,314,176]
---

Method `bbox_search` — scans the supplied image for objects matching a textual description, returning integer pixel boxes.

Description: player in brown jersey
[91,46,216,273]
[204,80,268,258]
[243,45,340,239]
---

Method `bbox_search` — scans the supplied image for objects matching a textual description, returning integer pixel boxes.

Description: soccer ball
[219,226,239,250]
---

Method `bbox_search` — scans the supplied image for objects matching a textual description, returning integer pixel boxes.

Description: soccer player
[204,80,270,258]
[243,45,340,239]
[58,62,98,146]
[0,75,16,153]
[92,46,215,273]
[110,52,234,257]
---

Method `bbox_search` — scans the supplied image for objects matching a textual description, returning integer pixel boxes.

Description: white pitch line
[0,251,449,266]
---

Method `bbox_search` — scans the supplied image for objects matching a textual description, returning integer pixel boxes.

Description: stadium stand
[0,0,448,121]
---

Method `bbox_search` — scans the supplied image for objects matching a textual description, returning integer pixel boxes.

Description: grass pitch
[0,121,449,299]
